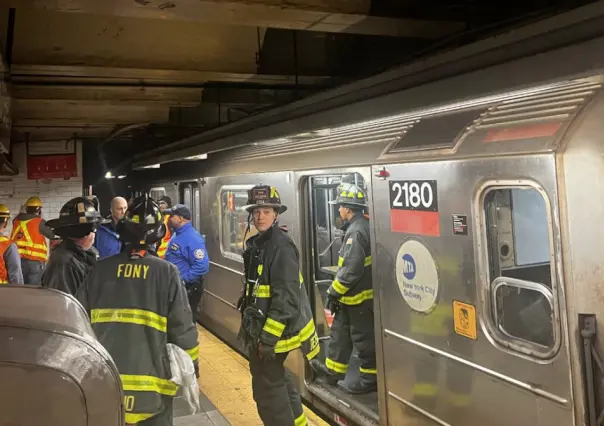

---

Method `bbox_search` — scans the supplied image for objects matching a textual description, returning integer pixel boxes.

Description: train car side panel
[371,156,573,426]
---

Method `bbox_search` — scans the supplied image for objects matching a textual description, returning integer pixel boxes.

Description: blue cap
[164,204,191,220]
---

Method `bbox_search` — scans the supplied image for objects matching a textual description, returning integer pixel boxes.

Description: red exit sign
[27,154,78,180]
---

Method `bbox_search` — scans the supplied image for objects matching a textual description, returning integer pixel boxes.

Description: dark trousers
[186,279,204,323]
[21,259,44,286]
[134,397,173,426]
[328,301,376,381]
[248,350,306,426]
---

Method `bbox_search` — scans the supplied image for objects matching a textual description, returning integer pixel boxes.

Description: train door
[371,158,573,426]
[301,170,380,426]
[179,181,201,230]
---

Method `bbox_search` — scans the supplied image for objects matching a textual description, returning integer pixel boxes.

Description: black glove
[325,294,341,315]
[258,341,276,361]
[236,292,246,312]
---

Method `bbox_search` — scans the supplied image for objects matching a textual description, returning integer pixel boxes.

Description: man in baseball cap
[163,204,209,320]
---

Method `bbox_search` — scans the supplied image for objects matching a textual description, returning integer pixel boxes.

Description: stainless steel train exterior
[134,72,604,426]
[127,9,604,422]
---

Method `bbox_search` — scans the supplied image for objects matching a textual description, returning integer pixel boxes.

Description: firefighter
[237,184,320,426]
[42,197,106,295]
[0,204,24,285]
[10,196,54,285]
[163,204,209,321]
[76,196,199,425]
[310,183,376,394]
[156,196,172,259]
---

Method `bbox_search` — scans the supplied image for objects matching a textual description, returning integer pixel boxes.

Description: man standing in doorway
[94,196,128,259]
[156,196,172,259]
[11,196,54,285]
[164,204,209,321]
[310,183,377,394]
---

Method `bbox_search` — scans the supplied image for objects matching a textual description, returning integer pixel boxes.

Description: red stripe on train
[482,122,562,143]
[390,209,440,236]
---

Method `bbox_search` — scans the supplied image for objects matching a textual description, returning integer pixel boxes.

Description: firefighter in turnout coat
[237,185,320,426]
[310,183,377,394]
[76,196,199,425]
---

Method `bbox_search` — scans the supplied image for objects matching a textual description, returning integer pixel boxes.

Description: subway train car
[129,15,604,426]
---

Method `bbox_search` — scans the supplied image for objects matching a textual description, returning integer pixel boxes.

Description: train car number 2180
[389,180,438,212]
[388,180,440,236]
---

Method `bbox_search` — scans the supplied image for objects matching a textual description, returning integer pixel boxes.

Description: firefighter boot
[310,359,345,386]
[339,377,377,394]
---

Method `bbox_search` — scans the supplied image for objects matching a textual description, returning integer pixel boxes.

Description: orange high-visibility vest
[10,217,48,263]
[0,236,11,284]
[157,215,172,259]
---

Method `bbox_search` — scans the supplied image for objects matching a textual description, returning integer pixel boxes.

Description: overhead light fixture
[118,175,127,179]
[105,171,115,179]
[183,154,208,161]
[141,164,161,169]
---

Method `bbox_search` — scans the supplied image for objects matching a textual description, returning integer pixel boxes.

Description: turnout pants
[326,300,377,382]
[186,278,204,322]
[21,259,44,286]
[248,350,308,426]
[129,397,173,426]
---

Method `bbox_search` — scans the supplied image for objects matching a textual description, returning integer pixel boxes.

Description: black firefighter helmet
[117,195,166,245]
[329,183,367,209]
[46,197,109,239]
[243,185,287,214]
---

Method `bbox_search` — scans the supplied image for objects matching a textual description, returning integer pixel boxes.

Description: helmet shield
[243,185,287,214]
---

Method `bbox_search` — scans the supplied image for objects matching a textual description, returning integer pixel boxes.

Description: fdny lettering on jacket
[117,263,150,279]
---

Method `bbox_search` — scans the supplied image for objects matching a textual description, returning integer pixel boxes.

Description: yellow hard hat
[25,196,43,207]
[0,204,9,218]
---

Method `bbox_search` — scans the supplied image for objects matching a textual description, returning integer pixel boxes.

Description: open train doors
[299,168,380,426]
[370,157,573,426]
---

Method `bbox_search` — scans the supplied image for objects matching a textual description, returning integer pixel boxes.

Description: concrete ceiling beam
[11,64,330,86]
[3,0,465,38]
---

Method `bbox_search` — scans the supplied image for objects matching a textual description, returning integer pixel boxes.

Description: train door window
[219,186,255,261]
[179,182,201,230]
[149,187,166,200]
[194,187,201,230]
[482,185,558,358]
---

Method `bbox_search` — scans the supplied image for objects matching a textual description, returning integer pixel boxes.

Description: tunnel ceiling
[0,0,597,173]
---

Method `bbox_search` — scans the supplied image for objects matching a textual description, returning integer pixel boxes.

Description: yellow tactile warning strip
[196,325,330,426]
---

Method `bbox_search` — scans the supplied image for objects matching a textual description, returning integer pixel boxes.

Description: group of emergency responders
[0,177,377,426]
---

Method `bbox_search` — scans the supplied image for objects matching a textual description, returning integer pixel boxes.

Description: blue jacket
[165,222,209,285]
[94,222,122,259]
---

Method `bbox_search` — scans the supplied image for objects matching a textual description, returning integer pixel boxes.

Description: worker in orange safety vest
[10,196,55,285]
[156,196,173,259]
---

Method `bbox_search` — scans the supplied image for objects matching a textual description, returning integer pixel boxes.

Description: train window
[482,186,557,356]
[149,187,166,200]
[219,187,256,261]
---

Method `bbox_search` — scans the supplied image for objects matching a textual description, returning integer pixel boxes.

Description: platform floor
[190,325,330,426]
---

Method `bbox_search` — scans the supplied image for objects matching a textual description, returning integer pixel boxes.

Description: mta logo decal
[402,254,416,280]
